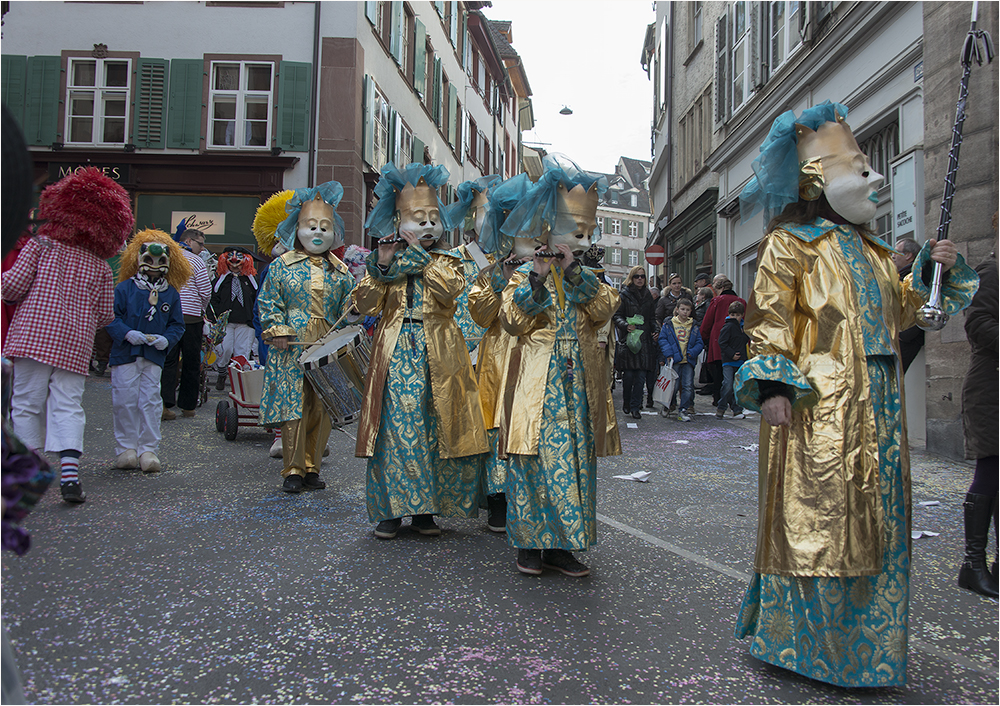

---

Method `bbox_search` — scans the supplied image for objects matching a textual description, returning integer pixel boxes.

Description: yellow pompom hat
[253,190,295,256]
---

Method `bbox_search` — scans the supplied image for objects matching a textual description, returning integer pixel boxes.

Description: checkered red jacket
[1,237,115,376]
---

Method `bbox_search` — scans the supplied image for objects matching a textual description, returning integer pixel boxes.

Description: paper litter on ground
[918,500,941,506]
[626,423,638,429]
[739,443,759,452]
[911,530,940,539]
[613,470,652,482]
[672,439,689,444]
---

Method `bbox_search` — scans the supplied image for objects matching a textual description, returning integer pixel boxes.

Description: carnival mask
[138,241,170,281]
[225,250,249,272]
[464,190,489,242]
[296,194,340,255]
[396,179,444,247]
[796,116,884,225]
[512,234,548,261]
[544,182,599,256]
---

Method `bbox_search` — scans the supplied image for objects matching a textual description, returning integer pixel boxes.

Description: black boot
[957,492,999,598]
[487,493,507,533]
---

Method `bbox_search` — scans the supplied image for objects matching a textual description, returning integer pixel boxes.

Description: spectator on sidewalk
[716,300,749,419]
[893,237,925,373]
[161,227,212,420]
[654,272,694,331]
[699,274,745,407]
[658,298,703,422]
[613,266,659,419]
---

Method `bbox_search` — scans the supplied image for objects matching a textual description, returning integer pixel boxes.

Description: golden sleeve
[423,255,466,307]
[469,265,503,329]
[351,272,388,316]
[745,230,801,360]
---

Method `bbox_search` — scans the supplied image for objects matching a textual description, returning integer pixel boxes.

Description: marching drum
[298,325,372,426]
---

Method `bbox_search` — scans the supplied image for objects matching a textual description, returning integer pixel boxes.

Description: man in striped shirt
[160,228,212,419]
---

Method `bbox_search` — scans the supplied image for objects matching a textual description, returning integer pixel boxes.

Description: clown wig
[253,190,294,256]
[36,166,134,259]
[215,251,257,278]
[118,229,191,291]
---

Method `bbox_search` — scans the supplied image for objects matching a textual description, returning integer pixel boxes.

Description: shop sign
[48,163,130,183]
[171,212,227,236]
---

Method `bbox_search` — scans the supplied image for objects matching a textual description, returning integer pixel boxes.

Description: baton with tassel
[917,0,994,330]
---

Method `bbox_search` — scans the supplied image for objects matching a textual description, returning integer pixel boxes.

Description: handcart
[214,361,265,441]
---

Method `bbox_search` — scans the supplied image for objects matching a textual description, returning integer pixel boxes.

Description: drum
[298,325,371,426]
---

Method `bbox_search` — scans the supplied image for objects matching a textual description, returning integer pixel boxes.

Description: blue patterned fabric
[452,246,486,353]
[483,427,508,495]
[734,354,817,412]
[907,241,979,314]
[735,356,909,687]
[365,277,484,522]
[837,229,895,356]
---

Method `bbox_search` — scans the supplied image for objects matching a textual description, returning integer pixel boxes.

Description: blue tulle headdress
[482,173,532,255]
[275,181,345,250]
[500,154,607,244]
[365,162,453,239]
[445,174,502,236]
[739,100,849,224]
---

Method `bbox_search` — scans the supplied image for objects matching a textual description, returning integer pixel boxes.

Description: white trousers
[216,323,255,369]
[111,357,163,455]
[10,357,87,453]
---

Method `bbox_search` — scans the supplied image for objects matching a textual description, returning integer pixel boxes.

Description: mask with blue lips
[296,194,341,255]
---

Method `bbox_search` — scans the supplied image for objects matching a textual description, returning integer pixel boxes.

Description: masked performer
[354,162,488,539]
[447,175,502,353]
[2,168,133,504]
[107,230,189,472]
[211,246,259,390]
[732,102,978,687]
[498,155,621,577]
[257,182,355,493]
[464,174,533,533]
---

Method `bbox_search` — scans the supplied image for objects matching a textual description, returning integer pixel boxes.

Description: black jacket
[209,273,258,325]
[613,285,659,371]
[718,316,749,364]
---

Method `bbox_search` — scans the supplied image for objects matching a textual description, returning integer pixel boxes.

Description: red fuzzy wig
[216,251,257,278]
[36,167,134,259]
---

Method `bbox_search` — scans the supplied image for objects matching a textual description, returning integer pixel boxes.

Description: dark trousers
[92,327,112,363]
[704,360,723,405]
[623,369,656,412]
[161,321,203,411]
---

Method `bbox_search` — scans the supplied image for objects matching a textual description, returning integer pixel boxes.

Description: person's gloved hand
[125,330,147,346]
[150,335,169,351]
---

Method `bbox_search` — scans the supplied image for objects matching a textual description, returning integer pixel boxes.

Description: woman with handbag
[613,266,658,419]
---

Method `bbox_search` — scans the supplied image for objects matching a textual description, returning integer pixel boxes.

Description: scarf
[133,273,169,320]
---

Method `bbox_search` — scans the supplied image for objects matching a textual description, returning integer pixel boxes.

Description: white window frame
[768,1,802,74]
[690,1,704,49]
[611,218,621,235]
[209,61,274,150]
[395,116,413,166]
[628,249,639,267]
[730,1,751,113]
[628,220,638,237]
[610,248,622,265]
[65,57,131,146]
[372,83,391,171]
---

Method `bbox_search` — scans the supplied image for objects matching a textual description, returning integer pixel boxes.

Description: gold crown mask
[544,182,600,254]
[795,114,866,201]
[298,193,336,227]
[395,178,441,225]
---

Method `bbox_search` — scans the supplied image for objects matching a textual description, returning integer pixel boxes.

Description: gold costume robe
[352,245,488,460]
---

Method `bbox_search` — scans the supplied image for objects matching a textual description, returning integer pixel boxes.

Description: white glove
[125,330,147,346]
[150,335,169,351]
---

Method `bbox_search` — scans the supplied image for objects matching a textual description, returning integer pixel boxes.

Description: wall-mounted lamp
[123,143,136,153]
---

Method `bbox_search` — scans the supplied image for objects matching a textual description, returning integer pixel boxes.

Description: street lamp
[559,106,573,115]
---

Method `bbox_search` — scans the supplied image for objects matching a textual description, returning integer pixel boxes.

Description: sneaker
[282,474,304,494]
[487,493,507,533]
[374,518,402,539]
[215,373,228,391]
[516,548,543,575]
[732,410,746,419]
[181,409,196,418]
[678,412,692,422]
[541,548,590,577]
[269,437,283,458]
[138,451,161,473]
[60,481,87,504]
[161,407,176,421]
[716,409,725,419]
[658,406,670,418]
[411,514,441,536]
[94,361,107,376]
[302,472,326,490]
[115,449,138,469]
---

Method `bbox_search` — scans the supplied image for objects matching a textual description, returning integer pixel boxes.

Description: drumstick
[275,306,359,347]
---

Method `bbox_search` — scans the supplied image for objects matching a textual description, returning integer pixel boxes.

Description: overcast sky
[485,0,656,175]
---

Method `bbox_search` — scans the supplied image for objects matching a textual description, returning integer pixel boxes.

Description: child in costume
[257,183,356,493]
[733,101,978,687]
[466,173,532,533]
[107,230,189,472]
[497,155,621,577]
[2,167,134,504]
[210,246,259,390]
[353,162,488,539]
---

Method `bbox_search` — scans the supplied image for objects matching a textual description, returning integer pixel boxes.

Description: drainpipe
[308,0,321,187]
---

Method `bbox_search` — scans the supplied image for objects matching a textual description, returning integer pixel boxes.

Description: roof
[599,164,651,216]
[619,156,651,189]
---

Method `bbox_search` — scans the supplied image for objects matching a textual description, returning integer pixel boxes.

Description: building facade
[644,0,998,457]
[595,157,653,289]
[1,0,533,253]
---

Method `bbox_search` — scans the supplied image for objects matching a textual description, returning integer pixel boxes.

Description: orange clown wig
[118,229,191,291]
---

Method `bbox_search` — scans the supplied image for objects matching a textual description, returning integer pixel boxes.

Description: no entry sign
[644,244,665,265]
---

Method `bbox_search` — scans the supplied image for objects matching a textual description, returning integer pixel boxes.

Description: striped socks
[60,450,81,484]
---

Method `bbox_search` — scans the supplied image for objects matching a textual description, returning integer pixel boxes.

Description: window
[210,61,273,148]
[628,220,638,237]
[611,219,621,235]
[731,1,750,112]
[65,58,130,145]
[689,1,703,49]
[372,83,391,171]
[769,1,802,73]
[468,116,478,164]
[628,250,639,267]
[395,117,413,165]
[610,248,622,265]
[858,121,899,188]
[679,87,712,184]
[631,193,638,207]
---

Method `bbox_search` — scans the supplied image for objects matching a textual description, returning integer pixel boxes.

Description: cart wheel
[224,406,239,440]
[215,400,229,432]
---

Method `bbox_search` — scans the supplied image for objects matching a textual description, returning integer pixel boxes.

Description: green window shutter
[365,1,377,25]
[166,59,204,149]
[456,105,463,164]
[432,58,442,126]
[388,109,397,164]
[362,74,374,166]
[133,58,168,149]
[450,6,458,45]
[390,2,404,65]
[413,135,425,165]
[1,55,28,125]
[413,19,427,96]
[447,84,457,147]
[638,222,644,239]
[24,56,61,146]
[276,60,311,152]
[460,11,468,69]
[603,217,610,233]
[434,1,444,17]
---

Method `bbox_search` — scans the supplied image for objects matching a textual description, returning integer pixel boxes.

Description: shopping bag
[652,361,678,408]
[625,315,644,353]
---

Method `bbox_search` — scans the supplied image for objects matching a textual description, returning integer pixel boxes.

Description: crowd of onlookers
[612,268,750,422]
